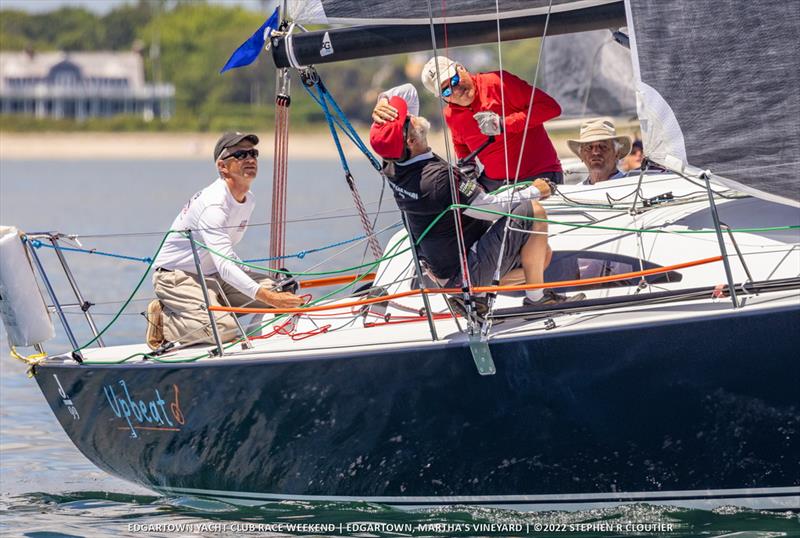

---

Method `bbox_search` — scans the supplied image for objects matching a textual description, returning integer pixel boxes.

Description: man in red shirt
[421,56,563,191]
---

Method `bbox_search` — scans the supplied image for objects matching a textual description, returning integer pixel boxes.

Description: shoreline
[0,132,368,161]
[0,121,640,161]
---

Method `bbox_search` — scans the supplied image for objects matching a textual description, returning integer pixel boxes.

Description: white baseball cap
[421,56,458,96]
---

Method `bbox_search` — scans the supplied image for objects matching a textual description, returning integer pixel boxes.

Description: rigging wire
[511,2,553,183]
[426,0,477,334]
[484,0,554,331]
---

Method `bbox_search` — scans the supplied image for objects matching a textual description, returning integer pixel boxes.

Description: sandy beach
[0,120,640,161]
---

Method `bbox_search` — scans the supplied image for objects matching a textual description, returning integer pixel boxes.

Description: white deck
[55,174,800,366]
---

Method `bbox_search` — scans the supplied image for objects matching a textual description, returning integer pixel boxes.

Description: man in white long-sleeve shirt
[146,131,303,349]
[369,90,584,309]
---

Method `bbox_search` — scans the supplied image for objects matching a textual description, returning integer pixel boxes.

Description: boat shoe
[146,299,166,350]
[446,295,490,324]
[523,289,586,307]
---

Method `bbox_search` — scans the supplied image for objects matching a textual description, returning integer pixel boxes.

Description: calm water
[1,159,798,537]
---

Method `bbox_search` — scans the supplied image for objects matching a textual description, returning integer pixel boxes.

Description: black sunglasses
[222,148,259,160]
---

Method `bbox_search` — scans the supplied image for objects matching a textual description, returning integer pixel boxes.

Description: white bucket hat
[567,118,632,159]
[421,56,459,96]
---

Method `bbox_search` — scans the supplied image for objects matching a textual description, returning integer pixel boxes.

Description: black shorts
[445,201,535,288]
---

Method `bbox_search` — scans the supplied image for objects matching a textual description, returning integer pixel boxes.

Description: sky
[0,0,271,14]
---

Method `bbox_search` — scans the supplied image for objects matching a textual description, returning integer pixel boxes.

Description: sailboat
[2,0,798,511]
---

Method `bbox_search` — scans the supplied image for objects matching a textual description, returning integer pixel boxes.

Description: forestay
[625,0,800,206]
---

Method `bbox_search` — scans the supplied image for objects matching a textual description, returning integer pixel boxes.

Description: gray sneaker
[523,289,586,307]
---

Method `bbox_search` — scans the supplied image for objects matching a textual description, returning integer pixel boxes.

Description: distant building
[0,51,174,121]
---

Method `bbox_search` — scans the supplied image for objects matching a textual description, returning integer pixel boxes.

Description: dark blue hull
[35,304,800,509]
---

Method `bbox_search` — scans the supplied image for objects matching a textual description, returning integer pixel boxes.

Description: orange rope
[210,255,723,315]
[298,273,376,289]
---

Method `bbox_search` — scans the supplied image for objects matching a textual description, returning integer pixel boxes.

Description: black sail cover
[625,0,800,206]
[276,0,626,68]
[289,0,619,25]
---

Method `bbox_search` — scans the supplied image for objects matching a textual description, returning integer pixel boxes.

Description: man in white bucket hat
[567,118,632,185]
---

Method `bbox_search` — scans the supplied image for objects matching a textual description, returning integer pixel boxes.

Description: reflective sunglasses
[440,73,460,98]
[222,148,259,160]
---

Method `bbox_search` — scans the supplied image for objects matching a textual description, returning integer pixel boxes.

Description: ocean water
[1,159,798,537]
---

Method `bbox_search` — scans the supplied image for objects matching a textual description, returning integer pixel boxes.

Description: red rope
[210,255,724,315]
[345,173,383,259]
[270,96,290,271]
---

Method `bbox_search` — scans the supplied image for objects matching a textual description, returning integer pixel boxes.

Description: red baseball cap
[369,96,409,160]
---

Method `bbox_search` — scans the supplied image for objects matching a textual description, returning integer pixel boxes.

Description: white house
[0,51,174,121]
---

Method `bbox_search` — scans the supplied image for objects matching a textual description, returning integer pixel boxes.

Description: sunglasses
[222,148,259,160]
[440,73,460,98]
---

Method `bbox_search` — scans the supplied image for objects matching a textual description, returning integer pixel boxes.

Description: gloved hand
[458,162,480,182]
[473,111,503,136]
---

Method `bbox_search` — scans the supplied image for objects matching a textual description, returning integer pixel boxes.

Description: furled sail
[288,0,620,25]
[272,0,625,68]
[625,0,800,206]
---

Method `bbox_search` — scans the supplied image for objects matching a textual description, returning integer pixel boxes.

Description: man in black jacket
[369,93,583,307]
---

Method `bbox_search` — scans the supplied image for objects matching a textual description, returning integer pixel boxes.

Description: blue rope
[302,86,363,151]
[27,239,154,264]
[24,223,403,265]
[311,82,351,174]
[245,222,402,262]
[321,88,382,171]
[302,83,382,171]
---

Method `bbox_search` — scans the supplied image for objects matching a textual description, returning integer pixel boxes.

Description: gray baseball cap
[214,131,259,161]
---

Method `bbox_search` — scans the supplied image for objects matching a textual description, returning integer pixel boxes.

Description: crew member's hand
[256,286,305,309]
[473,111,502,136]
[372,98,399,124]
[532,178,552,200]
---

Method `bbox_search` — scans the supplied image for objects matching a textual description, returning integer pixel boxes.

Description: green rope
[189,206,799,278]
[71,230,174,355]
[148,240,403,363]
[68,204,800,364]
[190,229,413,276]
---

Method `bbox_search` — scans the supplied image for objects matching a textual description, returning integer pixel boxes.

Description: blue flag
[220,7,279,73]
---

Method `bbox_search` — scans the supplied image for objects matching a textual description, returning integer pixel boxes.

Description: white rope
[425,0,477,335]
[512,0,554,182]
[484,0,555,328]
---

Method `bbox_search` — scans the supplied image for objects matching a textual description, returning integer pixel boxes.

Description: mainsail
[539,29,635,118]
[625,0,800,206]
[272,0,798,206]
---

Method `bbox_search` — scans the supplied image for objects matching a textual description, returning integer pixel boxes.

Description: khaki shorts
[153,269,275,345]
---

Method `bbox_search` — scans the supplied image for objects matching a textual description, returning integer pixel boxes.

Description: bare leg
[520,200,549,286]
[499,267,526,286]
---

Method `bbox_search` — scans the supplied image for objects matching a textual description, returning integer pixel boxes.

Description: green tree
[101,1,155,50]
[139,3,272,115]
